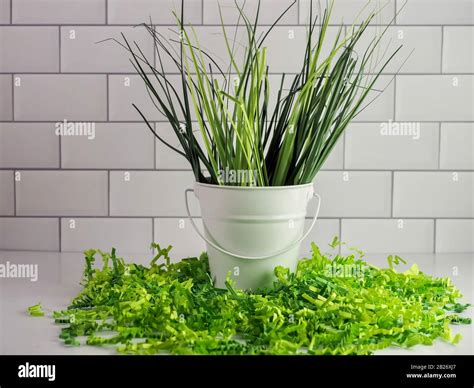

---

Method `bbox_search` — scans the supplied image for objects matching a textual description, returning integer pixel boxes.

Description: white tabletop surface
[0,250,472,355]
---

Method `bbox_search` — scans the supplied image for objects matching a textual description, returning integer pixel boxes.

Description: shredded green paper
[32,242,471,355]
[27,303,45,317]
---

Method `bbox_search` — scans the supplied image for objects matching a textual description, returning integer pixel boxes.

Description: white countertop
[0,250,472,355]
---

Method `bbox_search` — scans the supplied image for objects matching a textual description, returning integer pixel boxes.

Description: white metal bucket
[185,182,321,290]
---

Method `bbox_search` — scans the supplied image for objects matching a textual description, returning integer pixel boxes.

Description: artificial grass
[30,242,471,355]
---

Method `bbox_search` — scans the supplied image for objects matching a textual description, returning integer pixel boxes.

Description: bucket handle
[184,188,321,260]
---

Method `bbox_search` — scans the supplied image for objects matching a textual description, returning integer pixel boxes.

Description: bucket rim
[194,181,314,191]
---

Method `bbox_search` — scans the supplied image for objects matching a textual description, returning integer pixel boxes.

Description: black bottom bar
[0,355,472,387]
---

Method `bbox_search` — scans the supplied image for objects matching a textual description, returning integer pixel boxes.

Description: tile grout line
[11,73,14,120]
[153,28,156,69]
[342,133,346,170]
[338,218,342,255]
[59,217,62,251]
[151,217,155,245]
[391,66,396,220]
[105,0,108,25]
[394,0,397,25]
[153,122,157,170]
[58,133,62,168]
[341,27,347,170]
[1,23,473,27]
[201,0,204,25]
[393,75,397,124]
[106,74,109,121]
[438,122,442,169]
[436,14,443,253]
[1,215,472,220]
[1,120,473,123]
[1,168,472,172]
[440,25,444,73]
[107,170,110,216]
[9,0,12,23]
[10,70,14,219]
[58,26,61,72]
[1,72,473,76]
[13,170,16,216]
[297,0,300,25]
[390,171,394,218]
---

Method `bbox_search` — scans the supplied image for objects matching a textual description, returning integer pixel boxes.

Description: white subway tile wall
[442,27,474,73]
[301,219,340,255]
[299,0,396,25]
[155,123,193,170]
[312,171,392,217]
[0,217,59,251]
[396,75,474,121]
[204,0,298,25]
[60,27,154,73]
[393,172,473,218]
[0,75,12,120]
[341,219,434,253]
[440,123,474,170]
[0,27,59,72]
[320,136,344,170]
[14,75,107,121]
[353,26,442,74]
[153,218,206,261]
[0,171,14,216]
[108,0,202,25]
[61,123,154,169]
[109,171,199,216]
[345,123,439,170]
[61,218,153,253]
[0,0,472,254]
[0,0,10,24]
[16,171,109,216]
[395,0,473,25]
[154,26,320,74]
[12,0,106,24]
[0,123,60,168]
[352,75,395,122]
[436,219,474,253]
[108,74,165,121]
